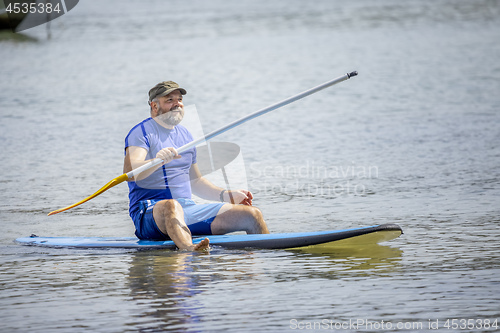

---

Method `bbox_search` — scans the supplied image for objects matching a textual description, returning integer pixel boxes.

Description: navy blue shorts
[132,198,225,240]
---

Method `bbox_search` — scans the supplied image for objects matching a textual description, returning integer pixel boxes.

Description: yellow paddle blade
[47,173,129,216]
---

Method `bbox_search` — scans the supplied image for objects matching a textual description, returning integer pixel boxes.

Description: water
[1,0,499,332]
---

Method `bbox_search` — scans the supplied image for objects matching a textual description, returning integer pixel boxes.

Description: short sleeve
[125,121,150,154]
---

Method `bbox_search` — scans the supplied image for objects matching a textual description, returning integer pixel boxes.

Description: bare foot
[192,237,210,251]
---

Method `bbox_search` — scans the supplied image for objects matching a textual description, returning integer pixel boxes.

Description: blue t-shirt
[124,118,197,219]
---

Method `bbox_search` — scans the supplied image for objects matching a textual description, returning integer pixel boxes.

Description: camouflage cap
[148,81,187,103]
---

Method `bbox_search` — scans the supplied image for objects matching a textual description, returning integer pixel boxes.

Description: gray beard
[157,107,184,126]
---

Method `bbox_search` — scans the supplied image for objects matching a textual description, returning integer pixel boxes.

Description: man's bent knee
[153,199,185,235]
[241,206,268,234]
[245,206,263,221]
[156,199,182,216]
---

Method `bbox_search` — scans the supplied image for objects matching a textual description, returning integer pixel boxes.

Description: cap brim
[158,87,187,98]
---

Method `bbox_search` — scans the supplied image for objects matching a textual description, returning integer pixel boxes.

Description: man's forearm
[124,157,163,181]
[191,177,224,201]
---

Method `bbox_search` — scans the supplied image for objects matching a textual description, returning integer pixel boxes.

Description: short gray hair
[150,97,159,112]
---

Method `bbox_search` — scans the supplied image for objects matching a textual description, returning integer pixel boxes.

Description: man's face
[152,90,184,128]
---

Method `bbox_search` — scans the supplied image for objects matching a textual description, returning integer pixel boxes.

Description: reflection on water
[294,243,403,276]
[127,252,207,332]
[123,243,402,331]
[125,250,264,332]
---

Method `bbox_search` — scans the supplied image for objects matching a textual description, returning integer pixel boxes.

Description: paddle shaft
[126,71,358,179]
[48,71,357,215]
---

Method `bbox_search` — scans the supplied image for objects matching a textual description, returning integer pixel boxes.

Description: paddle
[47,71,358,216]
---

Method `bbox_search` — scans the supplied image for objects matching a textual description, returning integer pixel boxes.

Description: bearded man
[123,81,269,250]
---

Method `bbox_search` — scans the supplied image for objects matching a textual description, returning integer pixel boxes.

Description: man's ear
[150,101,158,116]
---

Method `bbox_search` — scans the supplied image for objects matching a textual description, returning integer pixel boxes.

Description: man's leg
[153,199,209,250]
[210,204,270,235]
